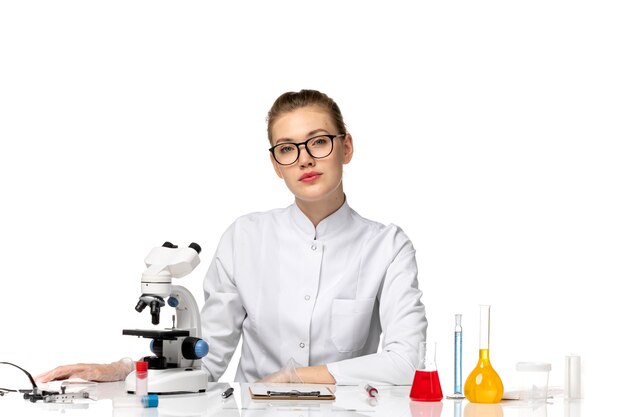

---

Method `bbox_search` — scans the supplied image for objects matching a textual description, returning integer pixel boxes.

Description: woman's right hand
[35,358,134,383]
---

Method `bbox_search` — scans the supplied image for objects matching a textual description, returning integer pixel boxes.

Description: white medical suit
[201,199,427,385]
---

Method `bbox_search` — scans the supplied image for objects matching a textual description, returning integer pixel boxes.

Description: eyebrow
[275,129,331,144]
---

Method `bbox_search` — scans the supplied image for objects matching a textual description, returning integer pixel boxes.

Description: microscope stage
[122,329,190,340]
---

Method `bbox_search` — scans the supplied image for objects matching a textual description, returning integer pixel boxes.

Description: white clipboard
[249,383,336,400]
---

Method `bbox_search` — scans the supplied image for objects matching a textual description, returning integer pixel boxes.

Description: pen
[221,387,234,399]
[364,384,378,398]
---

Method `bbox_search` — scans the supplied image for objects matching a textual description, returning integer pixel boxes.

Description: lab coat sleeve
[326,231,427,385]
[200,223,246,382]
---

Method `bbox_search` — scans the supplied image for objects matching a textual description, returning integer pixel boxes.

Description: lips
[299,171,322,182]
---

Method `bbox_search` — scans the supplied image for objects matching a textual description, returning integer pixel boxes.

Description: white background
[1,0,624,403]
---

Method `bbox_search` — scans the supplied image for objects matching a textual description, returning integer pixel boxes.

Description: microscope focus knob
[182,337,209,360]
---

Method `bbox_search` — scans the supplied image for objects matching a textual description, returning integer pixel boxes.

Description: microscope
[123,242,209,394]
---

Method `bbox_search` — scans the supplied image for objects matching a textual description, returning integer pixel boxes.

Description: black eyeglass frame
[269,134,346,166]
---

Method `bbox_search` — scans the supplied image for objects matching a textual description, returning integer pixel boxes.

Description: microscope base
[125,368,208,394]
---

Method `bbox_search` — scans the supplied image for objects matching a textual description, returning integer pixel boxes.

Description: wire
[0,362,38,391]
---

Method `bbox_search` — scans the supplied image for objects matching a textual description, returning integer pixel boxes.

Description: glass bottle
[464,305,504,403]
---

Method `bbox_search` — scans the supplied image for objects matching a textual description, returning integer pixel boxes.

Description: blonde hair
[266,89,347,143]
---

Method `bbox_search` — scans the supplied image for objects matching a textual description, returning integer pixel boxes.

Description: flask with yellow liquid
[464,304,504,403]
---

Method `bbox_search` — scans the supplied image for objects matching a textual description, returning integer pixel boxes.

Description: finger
[35,368,65,383]
[35,366,79,383]
[34,372,52,383]
[35,370,63,383]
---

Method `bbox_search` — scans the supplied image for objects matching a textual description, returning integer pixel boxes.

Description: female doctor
[36,89,427,385]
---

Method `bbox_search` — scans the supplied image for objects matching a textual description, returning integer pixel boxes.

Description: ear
[342,133,354,164]
[270,152,284,179]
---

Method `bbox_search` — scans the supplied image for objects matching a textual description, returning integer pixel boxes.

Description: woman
[36,89,427,385]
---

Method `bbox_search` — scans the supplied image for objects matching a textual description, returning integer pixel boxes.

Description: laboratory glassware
[410,341,443,401]
[565,354,581,399]
[447,314,465,399]
[135,361,148,396]
[464,304,504,403]
[516,361,551,402]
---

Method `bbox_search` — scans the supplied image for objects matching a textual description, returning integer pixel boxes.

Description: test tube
[447,313,465,399]
[454,314,463,396]
[135,361,148,396]
[112,394,158,408]
[565,355,581,399]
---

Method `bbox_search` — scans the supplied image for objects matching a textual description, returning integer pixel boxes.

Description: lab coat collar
[289,197,351,241]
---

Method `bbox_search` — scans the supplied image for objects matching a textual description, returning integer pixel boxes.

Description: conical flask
[464,304,504,403]
[410,341,443,401]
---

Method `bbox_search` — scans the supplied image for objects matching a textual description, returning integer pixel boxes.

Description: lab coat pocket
[331,298,376,353]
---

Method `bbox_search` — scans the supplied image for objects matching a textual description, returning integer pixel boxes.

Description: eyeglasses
[269,134,346,166]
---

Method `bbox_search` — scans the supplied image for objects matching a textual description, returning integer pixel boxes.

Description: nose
[297,143,315,167]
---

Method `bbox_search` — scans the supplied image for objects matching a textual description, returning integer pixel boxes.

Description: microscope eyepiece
[135,299,148,313]
[188,242,201,254]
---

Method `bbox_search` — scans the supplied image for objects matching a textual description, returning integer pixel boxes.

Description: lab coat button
[304,295,310,301]
[299,342,305,348]
[311,245,317,251]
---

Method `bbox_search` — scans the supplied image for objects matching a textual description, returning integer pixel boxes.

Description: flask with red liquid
[410,341,443,401]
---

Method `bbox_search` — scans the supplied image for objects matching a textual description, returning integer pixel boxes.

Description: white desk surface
[0,381,589,416]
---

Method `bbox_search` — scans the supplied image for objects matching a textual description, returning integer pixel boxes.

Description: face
[270,106,353,204]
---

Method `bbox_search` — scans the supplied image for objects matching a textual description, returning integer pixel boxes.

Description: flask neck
[478,305,491,349]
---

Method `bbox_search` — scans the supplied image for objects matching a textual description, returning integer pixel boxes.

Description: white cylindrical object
[112,394,158,408]
[565,355,581,399]
[135,361,148,396]
[515,362,551,402]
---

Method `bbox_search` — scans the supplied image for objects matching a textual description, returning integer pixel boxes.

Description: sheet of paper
[249,383,335,397]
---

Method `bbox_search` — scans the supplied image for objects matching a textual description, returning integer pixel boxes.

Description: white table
[0,382,588,416]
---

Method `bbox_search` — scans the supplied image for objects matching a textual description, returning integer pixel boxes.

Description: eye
[310,136,330,147]
[278,144,296,154]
